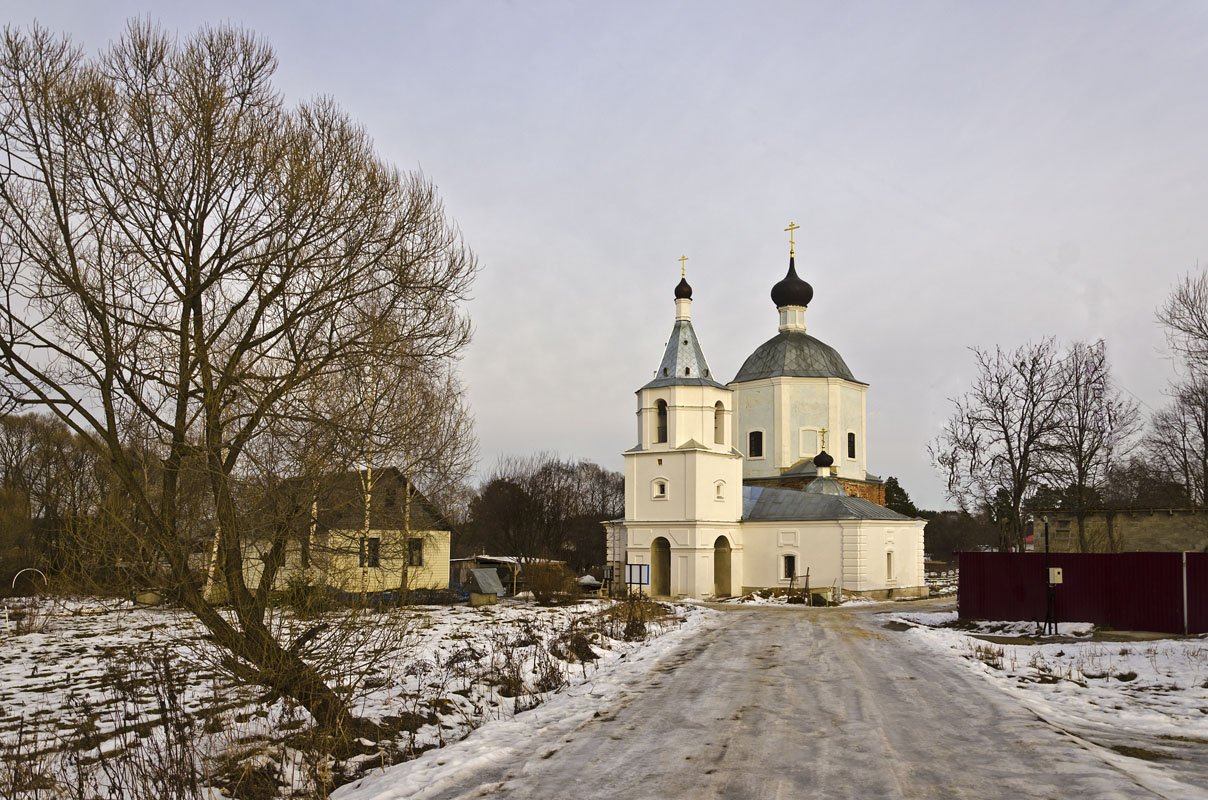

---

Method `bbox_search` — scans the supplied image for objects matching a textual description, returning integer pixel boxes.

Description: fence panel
[957,551,1202,634]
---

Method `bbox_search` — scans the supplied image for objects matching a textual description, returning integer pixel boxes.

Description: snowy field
[0,595,711,798]
[890,607,1208,793]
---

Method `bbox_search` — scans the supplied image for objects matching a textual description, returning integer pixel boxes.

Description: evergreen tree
[884,476,920,517]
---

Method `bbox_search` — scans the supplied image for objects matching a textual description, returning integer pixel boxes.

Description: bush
[279,576,336,617]
[524,563,578,606]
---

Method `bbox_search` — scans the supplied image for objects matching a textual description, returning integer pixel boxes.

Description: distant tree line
[456,454,623,573]
[929,268,1208,552]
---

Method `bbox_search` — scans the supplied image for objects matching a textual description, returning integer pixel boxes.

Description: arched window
[652,479,668,500]
[714,480,725,500]
[848,431,856,459]
[748,430,764,458]
[714,402,725,444]
[655,400,668,444]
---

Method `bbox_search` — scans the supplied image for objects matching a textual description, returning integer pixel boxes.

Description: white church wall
[732,382,775,476]
[841,520,928,598]
[738,521,844,592]
[838,382,867,480]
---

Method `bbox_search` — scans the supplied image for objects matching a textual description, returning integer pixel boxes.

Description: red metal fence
[958,551,1208,634]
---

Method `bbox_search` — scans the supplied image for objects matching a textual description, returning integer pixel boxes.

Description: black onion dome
[674,277,693,300]
[813,450,834,468]
[770,257,813,308]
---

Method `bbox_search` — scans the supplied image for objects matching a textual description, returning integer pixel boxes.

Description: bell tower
[620,265,743,597]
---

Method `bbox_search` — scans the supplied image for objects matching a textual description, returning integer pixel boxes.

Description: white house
[606,244,926,600]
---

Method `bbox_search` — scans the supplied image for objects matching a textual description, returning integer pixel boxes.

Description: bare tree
[0,23,475,737]
[931,339,1068,550]
[468,455,622,570]
[1049,340,1141,547]
[1149,379,1208,504]
[1158,267,1208,372]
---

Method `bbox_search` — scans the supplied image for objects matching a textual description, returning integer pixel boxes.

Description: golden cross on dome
[678,254,688,277]
[784,221,800,258]
[819,427,827,450]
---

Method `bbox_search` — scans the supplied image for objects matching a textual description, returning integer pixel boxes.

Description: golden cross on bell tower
[678,254,688,277]
[784,221,800,258]
[819,427,827,451]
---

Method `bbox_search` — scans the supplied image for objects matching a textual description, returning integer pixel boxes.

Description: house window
[847,432,856,459]
[748,430,764,458]
[655,400,668,444]
[714,402,724,444]
[360,536,381,568]
[784,554,797,581]
[408,538,424,567]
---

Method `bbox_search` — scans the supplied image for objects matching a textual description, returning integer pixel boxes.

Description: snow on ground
[889,607,1208,793]
[331,604,719,800]
[0,594,712,798]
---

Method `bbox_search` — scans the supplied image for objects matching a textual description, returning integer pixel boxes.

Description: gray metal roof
[742,485,913,522]
[468,568,506,595]
[803,476,846,496]
[730,331,861,384]
[643,319,726,389]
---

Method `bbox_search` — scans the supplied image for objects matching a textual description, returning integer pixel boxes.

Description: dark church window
[784,554,796,580]
[748,430,763,458]
[656,400,668,443]
[685,367,691,376]
[714,402,724,444]
[848,432,856,459]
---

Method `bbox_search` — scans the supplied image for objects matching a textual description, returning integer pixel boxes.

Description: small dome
[804,476,847,496]
[674,277,693,300]
[813,450,834,468]
[770,257,813,308]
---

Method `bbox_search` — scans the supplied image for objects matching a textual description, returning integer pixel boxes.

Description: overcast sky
[7,1,1208,509]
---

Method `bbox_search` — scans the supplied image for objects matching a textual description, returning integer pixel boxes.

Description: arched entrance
[650,537,671,596]
[713,536,732,598]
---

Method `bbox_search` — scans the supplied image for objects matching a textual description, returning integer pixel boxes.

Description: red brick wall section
[745,476,887,506]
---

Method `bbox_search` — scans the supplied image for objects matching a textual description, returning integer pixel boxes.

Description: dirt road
[342,601,1195,799]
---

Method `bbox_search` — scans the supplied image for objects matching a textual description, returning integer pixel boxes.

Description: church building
[605,232,927,600]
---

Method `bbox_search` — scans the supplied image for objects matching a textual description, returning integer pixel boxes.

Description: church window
[685,367,691,375]
[714,402,724,444]
[886,551,894,580]
[655,400,668,443]
[715,481,725,500]
[783,554,797,581]
[847,432,857,459]
[748,430,764,458]
[652,480,667,499]
[663,368,668,376]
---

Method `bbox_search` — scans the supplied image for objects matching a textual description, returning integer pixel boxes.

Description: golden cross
[678,254,688,277]
[819,427,827,450]
[784,221,800,257]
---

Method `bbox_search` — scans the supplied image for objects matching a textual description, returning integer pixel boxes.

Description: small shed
[467,568,505,607]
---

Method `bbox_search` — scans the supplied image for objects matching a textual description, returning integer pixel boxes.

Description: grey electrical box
[1048,567,1063,585]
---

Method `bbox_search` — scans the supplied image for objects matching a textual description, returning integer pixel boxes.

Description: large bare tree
[1049,339,1140,547]
[931,339,1068,550]
[0,23,475,737]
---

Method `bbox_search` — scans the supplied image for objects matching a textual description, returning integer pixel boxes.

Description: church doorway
[650,537,671,596]
[713,536,732,597]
